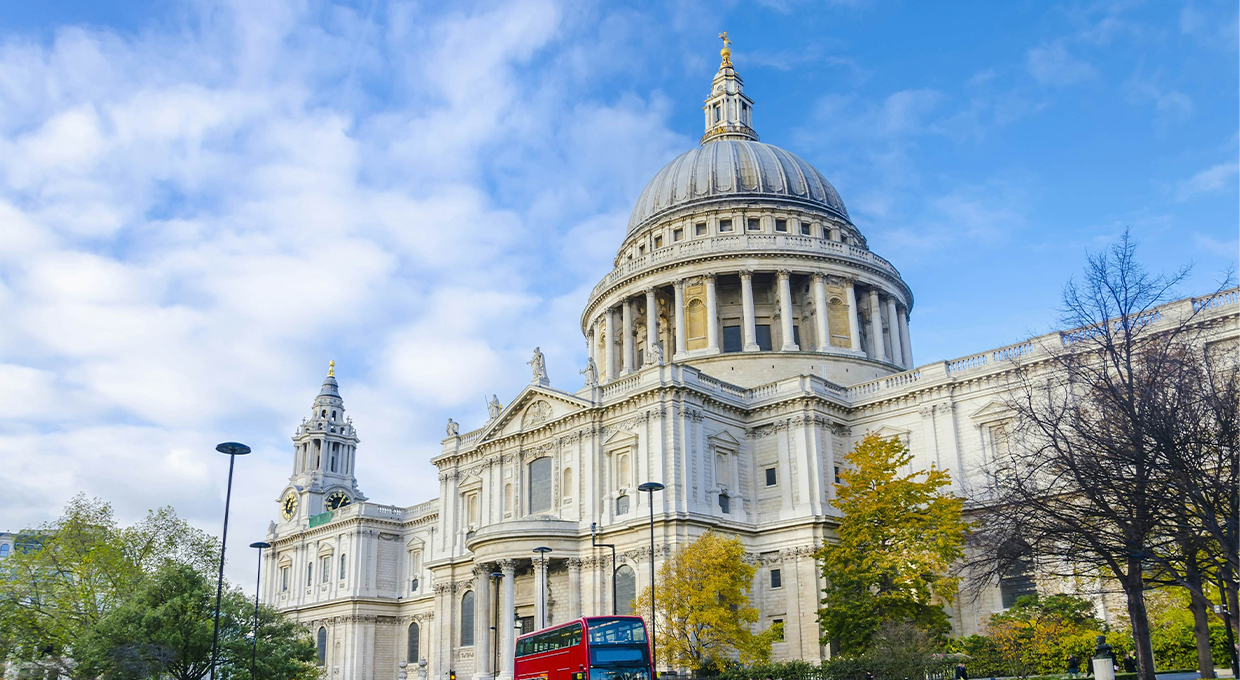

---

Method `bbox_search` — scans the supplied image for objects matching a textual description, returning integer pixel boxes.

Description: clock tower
[279,361,366,525]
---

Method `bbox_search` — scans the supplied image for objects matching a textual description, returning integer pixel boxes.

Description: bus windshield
[586,618,647,646]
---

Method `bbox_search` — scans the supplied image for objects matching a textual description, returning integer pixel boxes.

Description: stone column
[868,289,886,361]
[673,279,686,358]
[704,274,720,353]
[567,559,582,620]
[886,297,904,369]
[740,270,759,351]
[845,281,861,352]
[473,567,492,680]
[604,307,616,383]
[497,561,516,680]
[586,326,596,370]
[621,299,634,374]
[644,288,659,364]
[812,274,829,351]
[778,270,798,351]
[534,557,548,629]
[899,308,914,368]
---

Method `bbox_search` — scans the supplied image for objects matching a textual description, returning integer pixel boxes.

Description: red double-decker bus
[514,616,652,680]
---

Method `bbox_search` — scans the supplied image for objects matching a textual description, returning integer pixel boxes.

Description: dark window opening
[718,494,730,513]
[755,325,773,351]
[775,219,787,232]
[722,325,742,353]
[770,568,782,588]
[695,223,707,236]
[765,467,777,486]
[747,218,761,231]
[719,219,733,232]
[800,222,811,235]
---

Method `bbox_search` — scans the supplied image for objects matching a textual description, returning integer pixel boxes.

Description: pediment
[475,385,593,443]
[604,429,638,448]
[707,430,741,446]
[458,474,483,492]
[969,400,1011,424]
[870,425,911,439]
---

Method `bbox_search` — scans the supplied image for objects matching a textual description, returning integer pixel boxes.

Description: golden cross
[328,359,335,377]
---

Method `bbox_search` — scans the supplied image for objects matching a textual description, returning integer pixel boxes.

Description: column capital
[702,273,716,284]
[776,269,792,281]
[644,286,656,297]
[567,558,583,570]
[499,559,517,574]
[673,278,685,290]
[811,272,826,283]
[738,269,753,281]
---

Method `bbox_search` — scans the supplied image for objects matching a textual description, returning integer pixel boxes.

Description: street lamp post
[590,523,618,615]
[532,547,552,630]
[249,541,271,680]
[490,570,503,676]
[211,442,251,680]
[637,482,665,678]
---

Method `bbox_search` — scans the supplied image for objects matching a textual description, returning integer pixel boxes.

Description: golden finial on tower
[718,31,733,67]
[328,360,335,377]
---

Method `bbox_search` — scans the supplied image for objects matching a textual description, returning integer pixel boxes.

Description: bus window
[586,618,647,645]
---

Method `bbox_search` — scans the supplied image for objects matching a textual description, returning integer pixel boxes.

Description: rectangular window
[772,619,784,641]
[718,494,730,513]
[793,325,800,346]
[834,466,841,483]
[638,245,645,255]
[765,467,777,486]
[307,563,313,587]
[775,219,787,232]
[714,105,721,122]
[281,566,290,592]
[755,325,773,351]
[722,325,742,353]
[747,218,761,231]
[770,569,782,588]
[673,228,684,241]
[800,222,811,235]
[339,554,347,580]
[528,458,553,514]
[695,222,707,236]
[654,235,663,248]
[719,219,733,232]
[321,556,330,583]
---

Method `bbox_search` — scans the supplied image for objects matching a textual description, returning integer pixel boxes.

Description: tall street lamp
[211,442,251,680]
[637,481,665,678]
[490,570,503,676]
[532,547,552,630]
[249,541,271,680]
[590,523,617,615]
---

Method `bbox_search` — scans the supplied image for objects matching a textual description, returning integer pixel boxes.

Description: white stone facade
[261,43,1240,680]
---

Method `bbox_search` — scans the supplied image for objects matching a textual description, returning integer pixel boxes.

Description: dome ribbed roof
[627,139,850,234]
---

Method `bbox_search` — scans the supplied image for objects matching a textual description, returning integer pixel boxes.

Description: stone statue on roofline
[528,347,548,384]
[580,357,598,387]
[445,418,459,437]
[487,394,502,420]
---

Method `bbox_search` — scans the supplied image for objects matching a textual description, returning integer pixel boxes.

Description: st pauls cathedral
[261,39,1240,680]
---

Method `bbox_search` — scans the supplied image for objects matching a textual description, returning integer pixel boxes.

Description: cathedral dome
[626,139,851,235]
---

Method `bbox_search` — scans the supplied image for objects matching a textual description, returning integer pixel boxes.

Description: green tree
[76,562,317,680]
[0,495,218,677]
[984,595,1102,678]
[634,531,779,672]
[816,433,967,655]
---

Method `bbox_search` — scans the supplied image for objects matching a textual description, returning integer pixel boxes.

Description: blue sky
[1,0,1235,584]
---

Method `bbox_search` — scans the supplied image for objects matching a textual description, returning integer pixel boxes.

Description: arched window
[528,458,553,514]
[460,591,475,646]
[504,483,513,515]
[562,467,573,500]
[317,627,327,666]
[616,453,631,489]
[407,622,420,662]
[614,565,636,616]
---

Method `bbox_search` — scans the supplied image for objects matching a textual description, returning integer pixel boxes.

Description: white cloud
[1175,161,1240,201]
[1027,41,1097,86]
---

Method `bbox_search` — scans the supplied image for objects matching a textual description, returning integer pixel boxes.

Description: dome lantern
[702,32,758,144]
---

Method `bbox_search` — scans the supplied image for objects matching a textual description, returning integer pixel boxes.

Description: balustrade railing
[588,233,904,300]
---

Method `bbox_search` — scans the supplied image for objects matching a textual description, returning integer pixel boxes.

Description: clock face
[281,492,298,520]
[326,491,352,511]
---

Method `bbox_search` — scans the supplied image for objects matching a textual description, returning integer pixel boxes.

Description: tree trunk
[1124,565,1158,680]
[1190,587,1216,678]
[1182,543,1216,678]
